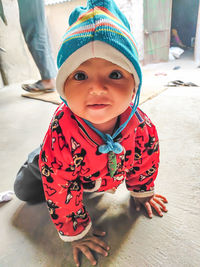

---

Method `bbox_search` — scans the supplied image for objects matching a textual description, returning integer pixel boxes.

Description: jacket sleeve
[126,115,159,198]
[39,125,92,242]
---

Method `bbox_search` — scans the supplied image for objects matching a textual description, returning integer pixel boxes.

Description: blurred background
[0,0,200,87]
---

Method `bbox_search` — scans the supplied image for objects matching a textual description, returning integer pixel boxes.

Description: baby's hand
[71,228,109,267]
[133,194,168,218]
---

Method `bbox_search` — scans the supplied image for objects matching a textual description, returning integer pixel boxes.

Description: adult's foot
[21,79,56,93]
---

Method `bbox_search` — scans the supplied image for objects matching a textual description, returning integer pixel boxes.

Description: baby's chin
[79,112,112,124]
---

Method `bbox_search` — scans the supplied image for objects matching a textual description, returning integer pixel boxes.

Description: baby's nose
[89,80,107,95]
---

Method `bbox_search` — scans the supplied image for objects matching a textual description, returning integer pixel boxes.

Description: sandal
[166,80,199,87]
[21,80,55,93]
[166,80,185,87]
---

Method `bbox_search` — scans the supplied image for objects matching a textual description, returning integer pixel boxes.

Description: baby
[15,0,168,266]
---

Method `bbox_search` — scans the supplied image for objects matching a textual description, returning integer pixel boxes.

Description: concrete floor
[0,53,200,267]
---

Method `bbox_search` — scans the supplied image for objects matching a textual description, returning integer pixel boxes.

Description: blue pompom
[98,141,123,154]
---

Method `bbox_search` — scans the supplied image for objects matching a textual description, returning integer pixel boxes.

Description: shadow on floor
[11,190,140,266]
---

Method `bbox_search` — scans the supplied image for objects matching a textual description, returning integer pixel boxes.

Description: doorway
[170,0,200,61]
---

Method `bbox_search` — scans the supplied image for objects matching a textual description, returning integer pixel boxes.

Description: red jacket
[39,103,159,242]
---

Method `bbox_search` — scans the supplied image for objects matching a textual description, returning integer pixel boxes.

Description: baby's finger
[153,198,168,212]
[86,236,109,251]
[86,241,108,257]
[150,199,163,217]
[93,229,106,237]
[80,245,97,266]
[154,194,168,203]
[73,247,80,267]
[144,202,153,218]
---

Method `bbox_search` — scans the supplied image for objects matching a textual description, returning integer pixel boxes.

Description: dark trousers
[14,147,45,203]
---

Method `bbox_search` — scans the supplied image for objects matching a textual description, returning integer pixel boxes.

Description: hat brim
[56,41,140,100]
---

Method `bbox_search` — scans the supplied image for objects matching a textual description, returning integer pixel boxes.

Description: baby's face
[64,58,135,133]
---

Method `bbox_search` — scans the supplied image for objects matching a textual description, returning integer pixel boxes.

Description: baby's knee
[14,183,28,202]
[14,174,31,201]
[14,167,44,202]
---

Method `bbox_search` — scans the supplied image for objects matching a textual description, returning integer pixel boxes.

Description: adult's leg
[14,147,45,203]
[17,0,57,81]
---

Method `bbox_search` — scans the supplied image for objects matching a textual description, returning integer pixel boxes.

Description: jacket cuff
[58,221,92,242]
[130,190,154,198]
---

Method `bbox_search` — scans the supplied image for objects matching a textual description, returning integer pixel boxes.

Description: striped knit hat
[56,0,142,99]
[56,0,142,155]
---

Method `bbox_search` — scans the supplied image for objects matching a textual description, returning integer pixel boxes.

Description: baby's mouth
[87,104,109,109]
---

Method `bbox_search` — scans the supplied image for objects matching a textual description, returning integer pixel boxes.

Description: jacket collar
[70,105,144,147]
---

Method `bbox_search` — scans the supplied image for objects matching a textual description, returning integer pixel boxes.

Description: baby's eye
[109,70,123,79]
[74,72,88,81]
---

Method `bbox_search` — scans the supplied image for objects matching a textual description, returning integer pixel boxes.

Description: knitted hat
[56,0,142,155]
[56,0,142,99]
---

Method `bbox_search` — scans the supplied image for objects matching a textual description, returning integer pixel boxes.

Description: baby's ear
[131,89,136,100]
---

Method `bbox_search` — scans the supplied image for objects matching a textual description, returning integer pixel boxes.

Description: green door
[143,0,172,64]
